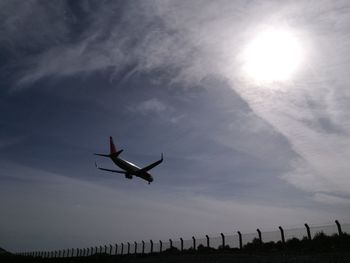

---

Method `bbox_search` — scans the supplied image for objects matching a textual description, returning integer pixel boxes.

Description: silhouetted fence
[15,220,350,258]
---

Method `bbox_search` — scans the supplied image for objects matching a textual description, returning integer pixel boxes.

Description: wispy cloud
[128,98,167,115]
[313,193,350,206]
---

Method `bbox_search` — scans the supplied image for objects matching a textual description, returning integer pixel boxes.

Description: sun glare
[242,28,303,84]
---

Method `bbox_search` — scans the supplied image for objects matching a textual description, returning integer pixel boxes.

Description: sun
[241,28,303,84]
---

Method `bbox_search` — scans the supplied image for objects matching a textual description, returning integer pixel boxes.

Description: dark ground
[3,232,350,263]
[2,252,350,263]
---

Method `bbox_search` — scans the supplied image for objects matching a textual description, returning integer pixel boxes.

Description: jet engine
[125,174,132,179]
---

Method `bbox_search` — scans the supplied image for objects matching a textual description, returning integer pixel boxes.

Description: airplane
[94,136,163,184]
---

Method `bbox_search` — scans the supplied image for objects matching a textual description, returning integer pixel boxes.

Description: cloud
[313,193,350,206]
[143,0,350,201]
[0,161,341,251]
[128,98,167,115]
[12,1,194,87]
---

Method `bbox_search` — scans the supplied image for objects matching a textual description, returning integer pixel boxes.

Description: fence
[15,220,349,258]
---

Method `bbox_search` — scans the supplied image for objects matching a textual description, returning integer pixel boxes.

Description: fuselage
[111,155,153,183]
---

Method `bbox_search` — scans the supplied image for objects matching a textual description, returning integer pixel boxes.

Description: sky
[1,0,350,252]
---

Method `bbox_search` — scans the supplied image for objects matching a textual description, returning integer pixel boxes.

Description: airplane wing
[140,153,163,172]
[95,162,126,174]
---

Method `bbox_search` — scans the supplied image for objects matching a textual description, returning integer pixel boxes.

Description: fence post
[169,238,173,248]
[150,240,153,254]
[237,231,242,249]
[335,220,343,235]
[127,242,130,255]
[88,248,90,256]
[205,235,210,248]
[99,246,103,254]
[257,229,262,244]
[121,243,124,255]
[62,249,66,258]
[115,244,118,255]
[104,245,107,254]
[305,223,311,240]
[142,241,145,254]
[109,244,112,255]
[83,248,86,257]
[180,238,184,251]
[279,226,285,244]
[220,233,225,249]
[134,242,137,254]
[192,236,196,250]
[91,247,94,256]
[159,240,163,253]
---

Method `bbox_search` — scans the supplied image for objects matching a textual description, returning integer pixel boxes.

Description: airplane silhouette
[94,137,163,184]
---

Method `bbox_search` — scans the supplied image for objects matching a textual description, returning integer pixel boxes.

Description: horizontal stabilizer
[94,153,110,157]
[140,153,163,172]
[111,149,123,156]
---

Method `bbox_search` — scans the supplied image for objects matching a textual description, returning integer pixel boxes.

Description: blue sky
[1,0,350,252]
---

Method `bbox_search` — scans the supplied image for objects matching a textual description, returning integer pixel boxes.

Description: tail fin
[94,136,123,157]
[110,136,117,154]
